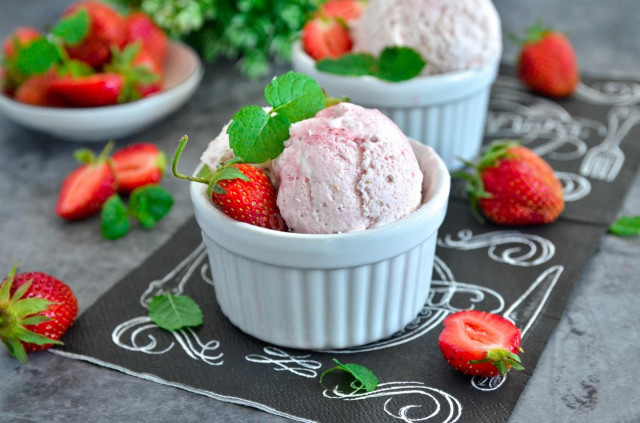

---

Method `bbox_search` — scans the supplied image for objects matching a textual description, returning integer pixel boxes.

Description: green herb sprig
[226,71,326,163]
[320,358,379,393]
[316,47,426,82]
[148,292,203,331]
[609,216,640,237]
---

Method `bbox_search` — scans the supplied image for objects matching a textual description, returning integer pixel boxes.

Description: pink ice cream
[273,102,423,234]
[351,0,502,75]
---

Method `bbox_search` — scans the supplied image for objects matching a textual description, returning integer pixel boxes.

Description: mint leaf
[320,358,378,392]
[609,216,640,237]
[52,8,89,46]
[377,47,426,82]
[316,47,426,82]
[227,105,290,163]
[316,54,378,77]
[101,195,130,240]
[14,38,59,76]
[264,72,325,122]
[129,185,174,228]
[148,293,203,331]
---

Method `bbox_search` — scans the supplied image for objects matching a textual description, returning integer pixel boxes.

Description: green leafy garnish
[609,216,640,237]
[148,292,204,331]
[317,47,426,82]
[101,195,130,240]
[320,358,378,393]
[14,38,60,76]
[51,8,90,46]
[129,185,174,228]
[100,185,173,240]
[226,72,325,163]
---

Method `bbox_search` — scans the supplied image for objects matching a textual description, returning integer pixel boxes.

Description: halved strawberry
[50,73,124,107]
[302,17,352,61]
[62,1,127,68]
[13,71,70,107]
[438,310,524,377]
[321,0,366,21]
[2,26,42,60]
[125,11,168,70]
[112,143,167,194]
[56,142,117,220]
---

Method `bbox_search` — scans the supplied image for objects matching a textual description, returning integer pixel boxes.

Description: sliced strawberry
[302,17,352,61]
[321,0,365,21]
[438,310,524,377]
[13,72,70,107]
[125,11,168,70]
[112,143,167,193]
[50,73,123,107]
[56,142,117,220]
[63,1,127,68]
[2,26,42,59]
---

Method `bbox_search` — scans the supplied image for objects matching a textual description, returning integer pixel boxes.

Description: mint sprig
[148,292,203,331]
[226,72,326,163]
[609,216,640,237]
[320,358,379,393]
[101,185,174,240]
[316,47,426,82]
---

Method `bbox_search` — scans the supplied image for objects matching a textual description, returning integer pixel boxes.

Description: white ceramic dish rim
[190,140,451,269]
[0,41,203,118]
[291,40,499,106]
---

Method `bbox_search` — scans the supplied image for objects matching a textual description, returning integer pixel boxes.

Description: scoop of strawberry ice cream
[273,102,423,234]
[351,0,502,75]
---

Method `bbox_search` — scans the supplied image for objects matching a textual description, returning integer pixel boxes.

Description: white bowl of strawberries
[0,1,203,141]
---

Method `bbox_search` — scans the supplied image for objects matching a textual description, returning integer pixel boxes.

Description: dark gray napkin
[53,67,640,423]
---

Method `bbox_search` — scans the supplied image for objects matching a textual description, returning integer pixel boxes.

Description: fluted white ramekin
[291,41,498,170]
[190,141,450,350]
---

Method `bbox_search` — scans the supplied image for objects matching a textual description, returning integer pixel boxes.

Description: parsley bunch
[109,0,322,79]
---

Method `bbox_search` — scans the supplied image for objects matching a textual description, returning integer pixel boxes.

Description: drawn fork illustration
[580,106,640,182]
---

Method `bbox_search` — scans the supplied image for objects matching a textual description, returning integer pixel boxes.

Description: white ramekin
[190,141,450,350]
[291,41,498,170]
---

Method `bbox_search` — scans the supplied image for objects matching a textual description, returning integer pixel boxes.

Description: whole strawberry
[438,310,524,377]
[0,264,78,364]
[455,140,564,226]
[515,21,579,98]
[172,136,286,231]
[302,16,352,61]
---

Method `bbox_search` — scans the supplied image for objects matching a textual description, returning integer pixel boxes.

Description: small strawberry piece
[131,48,163,97]
[2,26,42,60]
[303,17,352,61]
[438,310,523,377]
[50,73,124,107]
[63,1,127,68]
[515,21,579,98]
[212,164,286,230]
[321,0,365,21]
[112,143,167,193]
[125,11,168,70]
[0,264,78,364]
[455,140,564,226]
[13,72,70,107]
[56,142,117,220]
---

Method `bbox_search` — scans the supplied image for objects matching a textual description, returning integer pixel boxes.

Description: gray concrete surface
[1,1,639,422]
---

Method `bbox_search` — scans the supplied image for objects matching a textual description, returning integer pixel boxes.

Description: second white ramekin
[291,41,498,170]
[190,141,450,350]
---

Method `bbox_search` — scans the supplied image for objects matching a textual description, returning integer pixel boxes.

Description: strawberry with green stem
[513,20,579,98]
[0,264,78,365]
[454,140,564,226]
[172,136,286,231]
[438,310,524,377]
[56,141,117,220]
